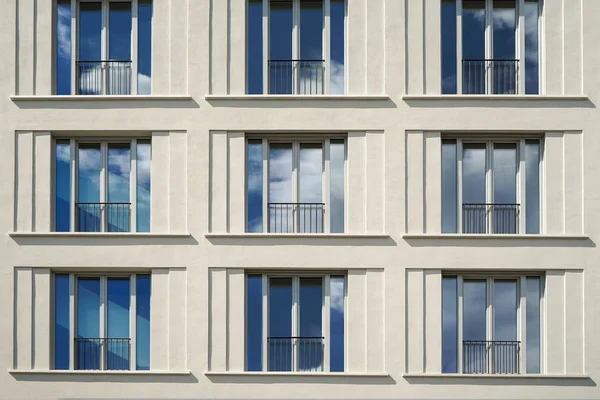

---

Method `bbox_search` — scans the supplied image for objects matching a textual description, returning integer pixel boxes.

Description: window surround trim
[245,272,347,373]
[443,273,545,375]
[52,272,150,371]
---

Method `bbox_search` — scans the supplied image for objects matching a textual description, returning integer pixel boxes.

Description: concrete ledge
[402,94,589,101]
[206,233,390,239]
[9,232,192,238]
[403,373,591,379]
[403,234,589,240]
[205,371,390,378]
[10,95,193,101]
[206,94,391,101]
[9,369,191,376]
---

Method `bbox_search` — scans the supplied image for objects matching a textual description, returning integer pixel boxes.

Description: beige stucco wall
[1,0,599,399]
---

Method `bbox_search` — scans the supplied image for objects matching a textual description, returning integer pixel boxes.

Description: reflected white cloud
[57,6,71,59]
[330,279,344,313]
[138,73,151,95]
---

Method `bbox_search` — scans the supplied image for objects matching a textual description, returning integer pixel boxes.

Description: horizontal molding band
[402,95,589,101]
[403,373,591,379]
[8,369,191,376]
[10,95,193,101]
[8,232,192,238]
[403,234,589,240]
[206,233,391,239]
[205,95,391,101]
[205,371,390,378]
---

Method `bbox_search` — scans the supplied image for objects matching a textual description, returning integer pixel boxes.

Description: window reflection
[442,277,458,373]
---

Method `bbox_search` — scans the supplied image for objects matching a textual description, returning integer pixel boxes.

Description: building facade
[1,0,598,399]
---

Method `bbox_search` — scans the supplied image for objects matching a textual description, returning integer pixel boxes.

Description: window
[442,138,541,234]
[246,274,345,372]
[55,0,153,95]
[441,0,541,94]
[247,0,346,94]
[53,273,151,370]
[54,138,151,232]
[442,275,542,374]
[246,137,345,233]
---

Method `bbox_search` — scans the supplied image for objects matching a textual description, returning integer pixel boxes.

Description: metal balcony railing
[267,336,324,372]
[75,338,131,370]
[463,340,520,374]
[268,60,325,94]
[268,203,325,233]
[76,60,132,95]
[462,203,520,234]
[462,59,519,95]
[76,202,131,232]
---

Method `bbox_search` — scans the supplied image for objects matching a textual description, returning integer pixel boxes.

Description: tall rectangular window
[442,138,541,234]
[525,0,540,94]
[247,138,346,233]
[441,0,457,94]
[330,0,345,94]
[247,0,264,94]
[138,0,153,94]
[246,273,345,372]
[443,274,543,374]
[56,0,72,95]
[54,274,151,371]
[55,139,151,233]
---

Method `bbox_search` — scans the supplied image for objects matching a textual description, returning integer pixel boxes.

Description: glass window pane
[493,280,518,374]
[299,277,323,371]
[269,0,293,94]
[78,2,102,94]
[268,277,292,371]
[525,140,540,234]
[330,0,345,94]
[441,0,457,94]
[269,143,293,232]
[442,140,458,233]
[107,278,130,370]
[493,143,517,234]
[462,0,485,94]
[137,140,152,232]
[330,139,345,233]
[77,143,101,232]
[138,0,152,94]
[76,278,100,370]
[330,276,345,372]
[442,277,458,373]
[526,277,541,373]
[246,275,263,371]
[299,0,323,94]
[55,140,71,232]
[492,0,517,94]
[247,0,263,94]
[525,0,539,94]
[299,143,323,233]
[109,2,132,60]
[54,275,70,370]
[462,143,486,233]
[56,0,72,94]
[247,140,263,232]
[136,275,151,370]
[463,280,486,373]
[108,143,131,232]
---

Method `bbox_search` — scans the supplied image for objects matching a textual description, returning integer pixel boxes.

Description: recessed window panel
[442,140,458,233]
[138,0,153,94]
[246,275,263,371]
[136,275,151,370]
[441,0,457,94]
[442,276,458,373]
[54,275,70,370]
[330,276,345,372]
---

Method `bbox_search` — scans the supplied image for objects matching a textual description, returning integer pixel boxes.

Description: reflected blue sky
[442,277,457,373]
[77,278,100,339]
[136,275,151,370]
[54,275,70,369]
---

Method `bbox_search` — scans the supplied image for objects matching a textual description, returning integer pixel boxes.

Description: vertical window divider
[485,0,493,93]
[70,0,77,94]
[292,142,300,232]
[69,139,77,232]
[323,0,331,94]
[323,275,331,372]
[101,0,108,96]
[100,142,108,232]
[130,273,137,370]
[486,142,493,232]
[456,139,463,233]
[291,276,300,371]
[324,139,331,233]
[131,139,138,232]
[131,0,139,95]
[519,276,527,374]
[261,274,268,372]
[486,278,494,373]
[517,0,526,94]
[540,275,546,374]
[519,139,527,234]
[68,273,75,370]
[261,139,269,233]
[262,0,270,94]
[292,0,300,94]
[456,0,463,94]
[99,276,107,370]
[456,276,464,373]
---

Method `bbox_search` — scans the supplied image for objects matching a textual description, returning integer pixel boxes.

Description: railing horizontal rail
[75,338,131,371]
[462,59,519,95]
[268,59,325,95]
[462,203,520,234]
[268,202,325,234]
[267,336,324,372]
[76,202,131,233]
[463,340,520,374]
[76,60,132,95]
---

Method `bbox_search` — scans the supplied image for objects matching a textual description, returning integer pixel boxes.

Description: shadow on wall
[205,236,397,247]
[205,97,398,109]
[403,237,595,248]
[403,98,595,109]
[403,376,596,387]
[205,373,396,385]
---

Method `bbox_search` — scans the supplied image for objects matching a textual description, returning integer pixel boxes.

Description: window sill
[205,94,391,101]
[402,94,589,101]
[206,233,390,239]
[205,371,389,378]
[10,95,193,101]
[403,233,589,240]
[403,373,591,379]
[8,369,191,376]
[8,232,191,238]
